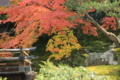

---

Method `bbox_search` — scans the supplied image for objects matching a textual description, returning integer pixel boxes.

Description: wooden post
[0,46,37,80]
[19,46,32,73]
[0,47,36,52]
[19,46,25,72]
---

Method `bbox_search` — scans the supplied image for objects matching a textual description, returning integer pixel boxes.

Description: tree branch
[114,17,120,29]
[85,13,120,47]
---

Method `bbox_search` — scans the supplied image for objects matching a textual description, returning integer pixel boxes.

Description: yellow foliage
[0,7,8,11]
[113,48,120,53]
[46,30,81,60]
[86,65,120,80]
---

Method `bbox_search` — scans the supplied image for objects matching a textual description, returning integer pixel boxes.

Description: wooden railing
[0,46,38,80]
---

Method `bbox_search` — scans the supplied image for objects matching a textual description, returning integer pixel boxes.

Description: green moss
[86,65,120,80]
[113,48,120,53]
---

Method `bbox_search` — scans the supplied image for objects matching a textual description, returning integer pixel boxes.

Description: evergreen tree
[65,0,120,47]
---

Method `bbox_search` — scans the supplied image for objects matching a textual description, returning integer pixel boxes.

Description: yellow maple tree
[46,29,81,60]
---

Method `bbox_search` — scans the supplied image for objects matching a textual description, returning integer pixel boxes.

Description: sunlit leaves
[46,30,81,60]
[0,0,76,48]
[81,20,98,36]
[102,17,116,30]
[0,7,8,14]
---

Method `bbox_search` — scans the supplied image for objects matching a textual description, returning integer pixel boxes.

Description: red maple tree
[0,0,117,48]
[0,0,98,49]
[0,0,75,48]
[102,17,116,30]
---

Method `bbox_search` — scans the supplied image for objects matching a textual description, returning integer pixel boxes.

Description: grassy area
[86,65,120,80]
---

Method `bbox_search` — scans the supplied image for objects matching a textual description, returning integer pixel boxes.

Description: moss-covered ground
[86,65,120,80]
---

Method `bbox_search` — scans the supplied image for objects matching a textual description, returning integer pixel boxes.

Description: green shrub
[87,41,110,53]
[0,77,7,80]
[35,60,109,80]
[53,49,88,67]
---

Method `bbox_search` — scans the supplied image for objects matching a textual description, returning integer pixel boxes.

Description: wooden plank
[0,57,19,61]
[24,59,32,65]
[22,51,29,56]
[0,63,19,65]
[0,47,36,52]
[0,56,35,61]
[0,56,38,61]
[0,67,18,72]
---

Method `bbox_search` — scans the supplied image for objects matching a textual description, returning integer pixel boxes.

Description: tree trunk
[114,17,120,30]
[85,13,120,47]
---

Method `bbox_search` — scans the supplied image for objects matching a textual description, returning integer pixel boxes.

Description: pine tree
[65,0,120,47]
